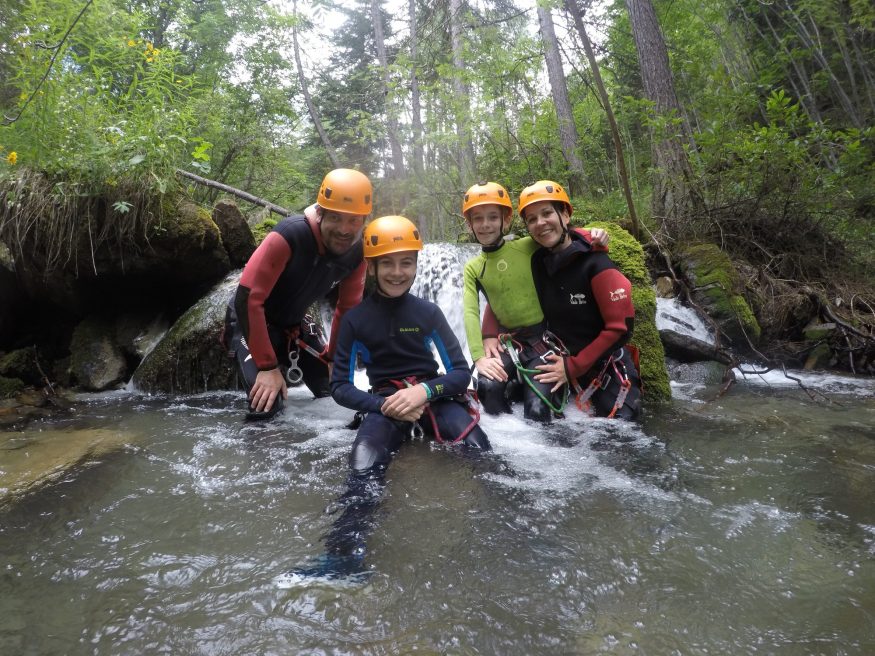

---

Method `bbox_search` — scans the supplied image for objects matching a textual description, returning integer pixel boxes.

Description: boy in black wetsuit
[277,216,490,586]
[331,215,491,476]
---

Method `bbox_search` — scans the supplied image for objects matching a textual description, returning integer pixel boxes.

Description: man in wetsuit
[225,168,371,420]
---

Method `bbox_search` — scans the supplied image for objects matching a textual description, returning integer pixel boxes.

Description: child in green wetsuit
[461,181,608,422]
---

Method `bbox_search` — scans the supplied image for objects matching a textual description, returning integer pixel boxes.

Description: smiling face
[368,250,418,298]
[318,209,366,255]
[522,200,570,250]
[466,204,511,247]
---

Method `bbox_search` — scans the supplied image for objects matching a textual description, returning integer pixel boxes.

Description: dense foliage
[1,0,872,267]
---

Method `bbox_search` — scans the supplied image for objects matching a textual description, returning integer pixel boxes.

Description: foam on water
[732,365,875,396]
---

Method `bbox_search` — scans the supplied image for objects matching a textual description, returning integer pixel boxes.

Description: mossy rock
[212,200,256,267]
[0,347,42,386]
[584,221,671,403]
[0,375,25,399]
[68,317,127,391]
[676,242,761,347]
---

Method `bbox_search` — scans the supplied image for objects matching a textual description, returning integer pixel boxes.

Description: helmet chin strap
[548,218,571,252]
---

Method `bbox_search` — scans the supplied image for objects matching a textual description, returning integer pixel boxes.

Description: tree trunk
[565,0,639,239]
[536,5,585,196]
[370,0,405,177]
[292,1,339,168]
[409,0,424,177]
[625,0,703,235]
[449,0,476,184]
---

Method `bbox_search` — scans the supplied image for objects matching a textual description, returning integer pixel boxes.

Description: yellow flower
[127,39,136,47]
[7,152,17,165]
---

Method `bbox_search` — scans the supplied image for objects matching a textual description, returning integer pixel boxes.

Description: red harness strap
[387,376,480,445]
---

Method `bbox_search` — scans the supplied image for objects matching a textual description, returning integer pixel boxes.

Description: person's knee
[349,439,390,475]
[523,394,553,423]
[463,425,491,451]
[476,376,511,414]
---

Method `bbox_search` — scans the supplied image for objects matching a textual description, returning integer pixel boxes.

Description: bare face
[319,210,366,255]
[522,201,570,250]
[368,250,418,298]
[467,204,511,246]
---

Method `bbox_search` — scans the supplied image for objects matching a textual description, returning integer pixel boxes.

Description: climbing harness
[498,332,569,414]
[570,348,633,418]
[386,376,480,445]
[286,314,329,384]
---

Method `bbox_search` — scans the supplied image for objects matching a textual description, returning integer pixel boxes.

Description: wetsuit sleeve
[326,259,366,358]
[330,314,385,414]
[573,227,609,253]
[481,304,499,338]
[234,232,291,370]
[564,268,634,380]
[422,305,472,398]
[462,259,486,361]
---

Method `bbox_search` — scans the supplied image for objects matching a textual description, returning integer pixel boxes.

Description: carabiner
[409,420,424,441]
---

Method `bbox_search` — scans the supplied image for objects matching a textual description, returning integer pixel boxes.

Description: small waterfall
[411,242,480,363]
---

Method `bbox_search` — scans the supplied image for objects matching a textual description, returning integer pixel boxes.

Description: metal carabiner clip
[539,348,556,364]
[409,420,424,441]
[286,349,304,384]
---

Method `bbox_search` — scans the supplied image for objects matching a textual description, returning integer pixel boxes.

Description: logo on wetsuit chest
[399,327,420,333]
[569,293,587,305]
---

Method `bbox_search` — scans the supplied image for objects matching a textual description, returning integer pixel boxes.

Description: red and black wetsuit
[531,230,641,419]
[226,211,366,417]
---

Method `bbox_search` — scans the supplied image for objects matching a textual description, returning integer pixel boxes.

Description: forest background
[0,0,873,376]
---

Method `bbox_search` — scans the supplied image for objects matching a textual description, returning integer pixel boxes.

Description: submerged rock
[0,427,132,505]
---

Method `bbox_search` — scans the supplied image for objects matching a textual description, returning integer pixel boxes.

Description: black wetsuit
[331,290,491,477]
[531,232,641,420]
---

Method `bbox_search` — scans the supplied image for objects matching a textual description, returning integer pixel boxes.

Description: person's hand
[534,353,568,393]
[249,368,288,412]
[589,227,610,247]
[475,356,507,382]
[381,385,427,422]
[482,337,505,359]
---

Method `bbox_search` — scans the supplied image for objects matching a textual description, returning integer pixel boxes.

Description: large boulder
[675,243,761,348]
[212,200,256,267]
[131,272,239,394]
[587,221,672,403]
[68,317,128,391]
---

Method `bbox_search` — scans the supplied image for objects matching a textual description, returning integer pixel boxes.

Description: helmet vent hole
[324,187,333,198]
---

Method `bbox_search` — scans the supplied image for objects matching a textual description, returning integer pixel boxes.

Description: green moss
[0,375,24,398]
[174,200,221,248]
[251,217,278,245]
[581,221,672,403]
[679,243,761,345]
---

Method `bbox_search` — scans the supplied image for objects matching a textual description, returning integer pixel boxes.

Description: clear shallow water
[1,376,874,655]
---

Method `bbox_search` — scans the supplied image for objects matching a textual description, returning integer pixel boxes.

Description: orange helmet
[462,181,513,218]
[317,168,372,215]
[518,180,573,218]
[364,215,423,258]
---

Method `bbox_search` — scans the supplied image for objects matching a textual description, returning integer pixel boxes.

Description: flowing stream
[2,244,874,655]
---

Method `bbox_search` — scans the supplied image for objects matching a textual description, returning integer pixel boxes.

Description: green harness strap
[500,335,569,414]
